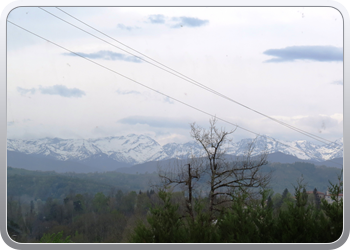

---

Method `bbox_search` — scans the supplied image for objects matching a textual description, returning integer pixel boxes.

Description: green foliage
[272,188,294,212]
[252,189,276,242]
[217,193,259,243]
[313,188,321,209]
[119,191,137,214]
[272,175,343,243]
[7,165,343,243]
[7,173,113,200]
[267,196,273,209]
[261,162,342,194]
[320,171,343,242]
[39,231,73,243]
[7,163,341,202]
[275,180,318,242]
[7,167,159,201]
[216,189,276,243]
[130,190,186,243]
[93,192,109,213]
[135,193,152,215]
[185,199,219,243]
[130,177,343,243]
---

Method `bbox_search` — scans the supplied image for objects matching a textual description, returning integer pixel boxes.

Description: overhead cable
[7,20,343,167]
[46,7,342,147]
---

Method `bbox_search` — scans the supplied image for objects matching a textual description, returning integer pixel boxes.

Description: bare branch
[157,117,270,221]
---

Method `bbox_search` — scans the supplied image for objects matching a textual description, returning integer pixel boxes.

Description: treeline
[7,163,343,243]
[7,177,343,243]
[7,188,157,243]
[260,162,342,194]
[130,179,343,243]
[7,162,342,202]
[7,166,159,200]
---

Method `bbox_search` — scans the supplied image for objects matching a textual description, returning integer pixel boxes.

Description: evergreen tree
[267,196,273,209]
[274,188,289,210]
[274,178,323,243]
[92,192,109,213]
[320,171,343,242]
[313,188,321,209]
[217,193,258,243]
[40,231,73,243]
[129,190,186,243]
[251,189,276,243]
[185,199,219,243]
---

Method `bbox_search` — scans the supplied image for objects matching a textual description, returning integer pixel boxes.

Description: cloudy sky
[6,7,343,145]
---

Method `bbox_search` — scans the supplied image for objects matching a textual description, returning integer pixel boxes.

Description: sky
[6,6,343,146]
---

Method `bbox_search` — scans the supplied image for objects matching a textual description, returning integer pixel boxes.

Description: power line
[48,6,341,147]
[7,20,342,167]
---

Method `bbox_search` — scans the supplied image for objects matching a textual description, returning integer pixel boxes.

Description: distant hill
[7,151,130,173]
[260,162,342,194]
[7,149,342,175]
[314,157,343,168]
[7,166,158,200]
[7,159,341,200]
[267,152,343,168]
[115,152,343,175]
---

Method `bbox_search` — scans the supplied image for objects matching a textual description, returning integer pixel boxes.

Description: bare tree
[158,117,271,220]
[158,153,205,221]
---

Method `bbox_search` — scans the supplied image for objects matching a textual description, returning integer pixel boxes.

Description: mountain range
[7,134,343,172]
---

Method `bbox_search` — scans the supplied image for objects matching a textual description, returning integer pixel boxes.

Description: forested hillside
[7,161,342,243]
[8,161,341,201]
[7,167,158,200]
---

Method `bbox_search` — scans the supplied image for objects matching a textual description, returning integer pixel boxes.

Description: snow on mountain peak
[7,135,343,165]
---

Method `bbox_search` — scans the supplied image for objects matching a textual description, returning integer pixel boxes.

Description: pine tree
[320,171,343,242]
[313,188,321,209]
[129,190,186,243]
[267,196,273,209]
[274,178,322,243]
[275,188,289,210]
[40,231,73,243]
[217,193,258,243]
[185,199,219,243]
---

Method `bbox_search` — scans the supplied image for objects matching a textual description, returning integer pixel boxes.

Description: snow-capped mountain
[163,141,202,159]
[7,134,343,166]
[165,136,343,162]
[7,134,168,165]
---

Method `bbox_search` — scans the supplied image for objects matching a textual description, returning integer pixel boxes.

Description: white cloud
[17,85,86,98]
[263,46,342,63]
[7,7,343,144]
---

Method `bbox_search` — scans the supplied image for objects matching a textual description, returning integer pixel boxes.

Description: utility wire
[7,20,342,167]
[50,6,341,147]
